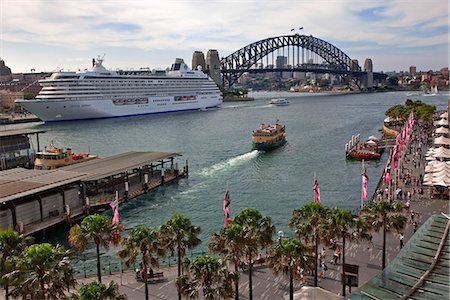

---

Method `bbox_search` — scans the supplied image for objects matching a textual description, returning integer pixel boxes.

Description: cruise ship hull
[16,95,222,122]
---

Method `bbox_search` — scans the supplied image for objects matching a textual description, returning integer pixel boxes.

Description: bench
[240,257,266,271]
[135,270,164,282]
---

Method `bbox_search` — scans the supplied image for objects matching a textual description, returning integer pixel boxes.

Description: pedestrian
[406,200,410,212]
[319,260,327,279]
[320,247,326,262]
[410,210,415,222]
[413,221,418,233]
[367,235,373,249]
[332,246,341,264]
[400,233,404,249]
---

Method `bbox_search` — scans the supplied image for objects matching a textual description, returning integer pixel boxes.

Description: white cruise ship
[15,57,222,122]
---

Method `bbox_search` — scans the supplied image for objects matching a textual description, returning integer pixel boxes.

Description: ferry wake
[15,57,222,122]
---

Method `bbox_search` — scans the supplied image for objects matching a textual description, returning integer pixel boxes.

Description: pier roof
[0,128,46,138]
[60,151,180,181]
[0,168,87,203]
[349,214,450,299]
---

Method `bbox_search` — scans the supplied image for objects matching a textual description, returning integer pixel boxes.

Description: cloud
[1,0,448,72]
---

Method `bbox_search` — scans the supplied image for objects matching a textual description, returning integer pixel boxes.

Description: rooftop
[0,168,87,203]
[349,213,450,299]
[0,151,181,203]
[0,128,46,138]
[59,151,180,181]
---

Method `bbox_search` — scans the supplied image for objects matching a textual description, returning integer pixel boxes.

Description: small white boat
[269,98,290,106]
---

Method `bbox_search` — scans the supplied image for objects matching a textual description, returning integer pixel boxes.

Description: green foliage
[23,92,35,100]
[6,243,76,299]
[176,255,236,300]
[118,225,163,300]
[70,280,127,300]
[385,99,436,122]
[69,214,123,283]
[387,76,399,86]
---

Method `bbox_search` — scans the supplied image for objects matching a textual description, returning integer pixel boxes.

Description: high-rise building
[276,56,287,68]
[409,66,417,76]
[192,51,206,71]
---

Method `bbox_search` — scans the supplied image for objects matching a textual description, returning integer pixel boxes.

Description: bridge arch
[220,34,362,88]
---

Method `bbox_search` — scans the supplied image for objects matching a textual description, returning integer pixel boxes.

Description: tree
[176,255,236,300]
[360,199,407,270]
[267,238,312,300]
[70,280,127,300]
[6,243,76,299]
[69,214,122,283]
[234,208,275,300]
[159,213,201,300]
[325,208,370,297]
[118,225,164,300]
[289,202,329,287]
[209,223,246,299]
[0,229,34,300]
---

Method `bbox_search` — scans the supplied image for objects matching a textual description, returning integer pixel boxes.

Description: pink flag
[361,160,369,202]
[223,187,231,228]
[110,191,119,224]
[112,206,119,225]
[313,174,321,203]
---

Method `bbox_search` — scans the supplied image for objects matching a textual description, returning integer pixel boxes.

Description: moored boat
[252,121,286,150]
[269,98,290,106]
[34,144,97,169]
[345,134,382,160]
[15,57,222,122]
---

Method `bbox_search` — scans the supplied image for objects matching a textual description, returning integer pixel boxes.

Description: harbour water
[13,91,447,255]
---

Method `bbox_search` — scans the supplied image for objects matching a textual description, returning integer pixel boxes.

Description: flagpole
[361,160,364,209]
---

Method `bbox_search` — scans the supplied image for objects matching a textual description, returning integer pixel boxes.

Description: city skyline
[1,0,448,73]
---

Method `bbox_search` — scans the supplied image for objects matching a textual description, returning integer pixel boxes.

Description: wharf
[0,151,186,236]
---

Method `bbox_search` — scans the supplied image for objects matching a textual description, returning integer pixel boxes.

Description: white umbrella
[434,180,449,187]
[435,127,449,134]
[434,136,450,145]
[440,112,448,119]
[434,119,449,126]
[423,180,434,186]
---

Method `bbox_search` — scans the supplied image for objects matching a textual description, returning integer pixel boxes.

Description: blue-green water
[23,91,446,256]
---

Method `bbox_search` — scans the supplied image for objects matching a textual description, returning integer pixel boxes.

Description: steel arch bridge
[220,34,364,89]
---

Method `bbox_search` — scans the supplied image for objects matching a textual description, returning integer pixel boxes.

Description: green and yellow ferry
[251,121,286,150]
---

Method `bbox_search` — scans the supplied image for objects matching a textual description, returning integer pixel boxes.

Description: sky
[1,0,448,73]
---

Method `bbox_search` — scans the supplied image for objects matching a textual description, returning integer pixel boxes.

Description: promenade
[75,115,449,299]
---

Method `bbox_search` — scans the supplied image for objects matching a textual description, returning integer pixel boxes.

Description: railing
[72,250,209,278]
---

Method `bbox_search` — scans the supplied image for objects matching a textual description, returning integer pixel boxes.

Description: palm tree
[159,213,201,300]
[289,202,329,287]
[267,238,312,300]
[326,208,361,297]
[0,229,33,300]
[234,208,275,300]
[6,243,76,299]
[176,255,237,300]
[209,223,246,299]
[69,214,122,283]
[360,199,407,270]
[70,280,127,300]
[118,225,164,300]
